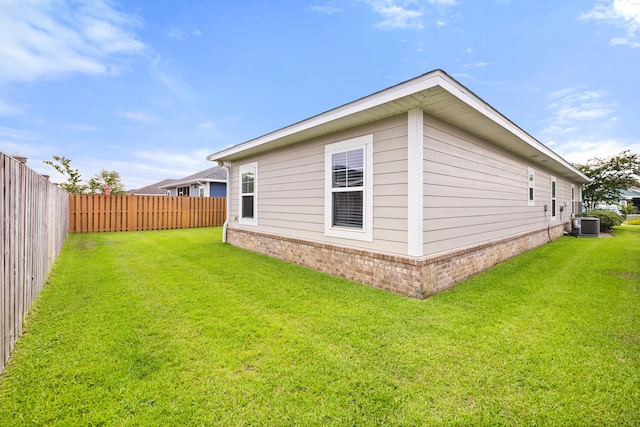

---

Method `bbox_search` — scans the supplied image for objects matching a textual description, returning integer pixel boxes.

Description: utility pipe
[218,161,231,243]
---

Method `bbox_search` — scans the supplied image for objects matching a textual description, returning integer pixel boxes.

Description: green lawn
[1,226,639,426]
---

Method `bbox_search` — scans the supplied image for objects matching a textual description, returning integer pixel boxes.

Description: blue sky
[1,0,639,190]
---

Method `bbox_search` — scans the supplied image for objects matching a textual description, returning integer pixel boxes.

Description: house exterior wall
[223,109,583,298]
[210,182,226,197]
[421,113,576,256]
[164,182,227,197]
[227,114,410,255]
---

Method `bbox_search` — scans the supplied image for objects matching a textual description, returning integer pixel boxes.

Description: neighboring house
[207,69,590,299]
[160,166,227,197]
[622,187,640,211]
[127,179,178,196]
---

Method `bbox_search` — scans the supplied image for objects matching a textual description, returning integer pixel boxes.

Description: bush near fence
[69,194,226,233]
[1,153,69,373]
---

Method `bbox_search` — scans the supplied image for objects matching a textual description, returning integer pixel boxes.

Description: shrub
[628,218,640,226]
[580,209,624,232]
[621,204,639,219]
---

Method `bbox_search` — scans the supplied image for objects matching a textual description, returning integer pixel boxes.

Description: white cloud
[361,0,456,30]
[198,121,214,130]
[372,3,425,30]
[167,27,188,40]
[310,5,342,14]
[539,87,639,163]
[544,89,616,132]
[557,138,640,164]
[117,110,158,123]
[579,0,640,48]
[0,99,26,116]
[60,123,103,132]
[167,26,203,40]
[151,55,196,102]
[0,0,146,83]
[463,61,491,68]
[0,125,37,141]
[132,148,212,178]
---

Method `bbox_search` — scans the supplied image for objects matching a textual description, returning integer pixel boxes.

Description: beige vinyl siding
[422,113,570,256]
[228,114,409,254]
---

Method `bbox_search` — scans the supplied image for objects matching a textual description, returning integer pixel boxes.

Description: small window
[325,135,373,241]
[571,185,575,215]
[177,186,189,196]
[166,190,171,196]
[551,176,557,219]
[528,168,535,206]
[239,162,257,226]
[199,187,205,197]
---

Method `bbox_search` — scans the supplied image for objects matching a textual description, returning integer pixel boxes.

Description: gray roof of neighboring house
[128,178,179,195]
[622,187,640,198]
[159,166,227,189]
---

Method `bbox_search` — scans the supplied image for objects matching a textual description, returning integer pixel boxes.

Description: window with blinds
[239,162,257,225]
[324,134,373,242]
[331,149,364,228]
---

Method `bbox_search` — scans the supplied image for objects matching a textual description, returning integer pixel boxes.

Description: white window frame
[571,184,575,215]
[324,135,373,242]
[551,176,557,220]
[527,167,535,206]
[239,162,258,226]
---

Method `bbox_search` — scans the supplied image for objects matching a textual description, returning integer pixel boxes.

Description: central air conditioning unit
[574,217,600,238]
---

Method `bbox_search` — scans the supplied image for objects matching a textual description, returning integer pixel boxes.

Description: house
[622,187,640,212]
[207,69,590,298]
[127,179,179,196]
[159,166,227,197]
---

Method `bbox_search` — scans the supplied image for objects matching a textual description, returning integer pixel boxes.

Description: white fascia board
[159,179,206,189]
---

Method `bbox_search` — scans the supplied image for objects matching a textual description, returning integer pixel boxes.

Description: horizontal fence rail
[1,152,69,373]
[69,195,226,233]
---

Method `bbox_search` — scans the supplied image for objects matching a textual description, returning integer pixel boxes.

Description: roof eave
[207,69,589,184]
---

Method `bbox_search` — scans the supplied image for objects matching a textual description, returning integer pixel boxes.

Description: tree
[44,157,127,195]
[43,156,87,194]
[87,169,126,195]
[574,150,640,210]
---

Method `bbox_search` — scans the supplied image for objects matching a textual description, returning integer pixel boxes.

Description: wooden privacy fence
[1,153,69,373]
[69,195,226,233]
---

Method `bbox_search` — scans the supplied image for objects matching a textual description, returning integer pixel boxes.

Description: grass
[0,226,639,426]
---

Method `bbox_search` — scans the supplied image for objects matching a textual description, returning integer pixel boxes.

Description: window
[199,187,205,197]
[239,162,257,226]
[166,190,171,196]
[325,135,373,241]
[177,186,189,196]
[551,176,557,219]
[571,184,575,215]
[528,168,535,206]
